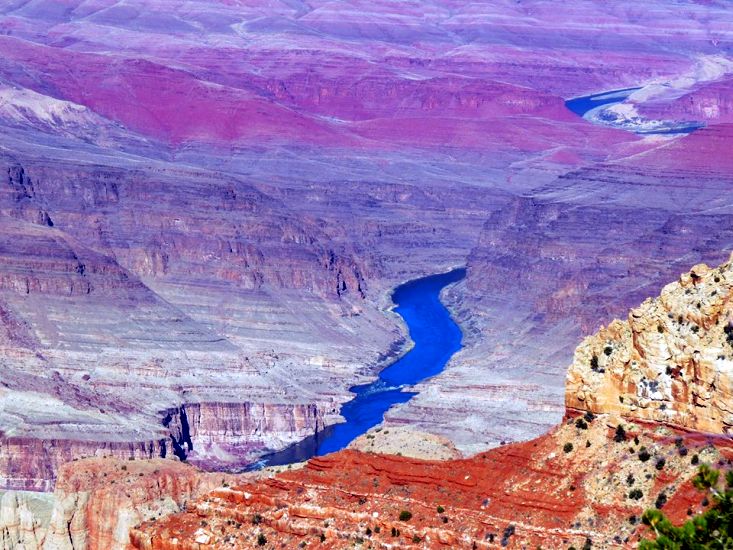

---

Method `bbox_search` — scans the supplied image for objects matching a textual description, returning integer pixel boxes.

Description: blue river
[251,268,466,468]
[565,87,703,134]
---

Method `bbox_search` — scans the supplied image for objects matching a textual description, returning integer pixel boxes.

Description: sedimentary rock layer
[0,0,733,492]
[131,256,733,548]
[131,418,733,549]
[567,255,733,433]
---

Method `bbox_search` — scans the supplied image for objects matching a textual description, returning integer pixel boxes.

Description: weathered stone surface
[1,0,733,497]
[567,254,733,433]
[0,457,238,550]
[130,418,733,549]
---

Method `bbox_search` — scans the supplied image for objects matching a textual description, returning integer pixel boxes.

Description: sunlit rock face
[567,256,733,433]
[0,0,733,493]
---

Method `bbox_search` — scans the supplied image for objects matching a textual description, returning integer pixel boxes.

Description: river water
[251,268,466,468]
[565,87,703,134]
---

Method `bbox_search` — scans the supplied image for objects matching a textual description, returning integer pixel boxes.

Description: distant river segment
[566,88,703,134]
[254,268,466,468]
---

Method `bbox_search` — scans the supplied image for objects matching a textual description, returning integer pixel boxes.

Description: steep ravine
[128,254,733,548]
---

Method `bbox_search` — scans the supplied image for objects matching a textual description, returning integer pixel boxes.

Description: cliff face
[0,457,235,550]
[130,419,733,549]
[566,255,733,433]
[0,402,325,492]
[130,256,733,548]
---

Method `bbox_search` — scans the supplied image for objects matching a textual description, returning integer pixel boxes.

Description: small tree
[640,465,733,548]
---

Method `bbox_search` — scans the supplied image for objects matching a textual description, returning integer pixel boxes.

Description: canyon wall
[567,255,733,433]
[0,457,235,550]
[0,0,732,497]
[131,255,733,548]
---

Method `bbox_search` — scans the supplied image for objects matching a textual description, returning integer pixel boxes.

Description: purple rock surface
[0,0,732,488]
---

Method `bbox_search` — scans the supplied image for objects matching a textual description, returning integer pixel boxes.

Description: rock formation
[0,0,733,502]
[566,255,733,434]
[129,256,733,548]
[0,456,238,550]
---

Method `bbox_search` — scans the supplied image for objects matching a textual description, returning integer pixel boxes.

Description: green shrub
[436,505,445,514]
[640,465,733,548]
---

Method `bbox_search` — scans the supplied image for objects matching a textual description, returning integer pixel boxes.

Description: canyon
[127,256,733,548]
[0,0,732,547]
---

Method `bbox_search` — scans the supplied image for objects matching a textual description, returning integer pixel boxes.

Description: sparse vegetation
[614,425,627,443]
[640,465,733,548]
[655,492,667,509]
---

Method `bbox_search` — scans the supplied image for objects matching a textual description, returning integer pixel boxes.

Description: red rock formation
[130,417,733,549]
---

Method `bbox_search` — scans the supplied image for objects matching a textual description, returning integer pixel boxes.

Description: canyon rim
[0,0,733,548]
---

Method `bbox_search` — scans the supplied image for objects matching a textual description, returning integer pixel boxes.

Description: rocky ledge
[566,253,733,433]
[122,256,733,548]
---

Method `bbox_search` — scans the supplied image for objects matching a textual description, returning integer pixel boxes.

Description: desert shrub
[629,489,643,500]
[564,442,574,453]
[614,425,627,443]
[257,533,267,546]
[399,510,412,521]
[640,465,733,549]
[655,492,668,509]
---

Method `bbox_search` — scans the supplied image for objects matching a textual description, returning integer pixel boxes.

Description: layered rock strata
[1,0,733,495]
[567,255,733,433]
[0,456,237,550]
[131,257,733,548]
